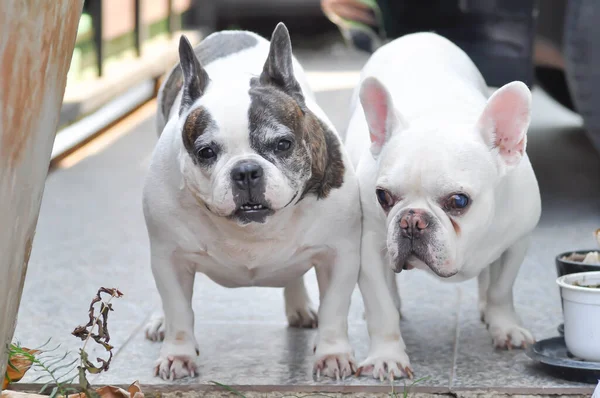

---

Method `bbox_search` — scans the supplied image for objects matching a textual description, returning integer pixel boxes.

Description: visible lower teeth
[241,205,264,210]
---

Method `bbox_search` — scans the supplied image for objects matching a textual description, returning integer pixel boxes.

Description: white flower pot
[556,271,600,362]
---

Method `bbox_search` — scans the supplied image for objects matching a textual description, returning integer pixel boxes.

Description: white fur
[346,33,541,379]
[144,30,361,380]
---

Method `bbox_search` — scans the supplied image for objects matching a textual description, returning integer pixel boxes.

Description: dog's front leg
[313,240,360,380]
[385,266,402,316]
[358,227,412,380]
[482,237,534,349]
[149,244,199,380]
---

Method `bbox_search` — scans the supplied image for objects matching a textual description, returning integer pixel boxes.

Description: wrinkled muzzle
[387,208,458,277]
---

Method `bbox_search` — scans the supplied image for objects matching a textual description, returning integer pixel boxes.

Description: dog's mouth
[394,254,458,278]
[233,201,274,224]
[238,202,270,212]
[395,254,425,273]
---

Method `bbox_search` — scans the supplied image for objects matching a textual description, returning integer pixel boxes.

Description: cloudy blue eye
[448,194,470,210]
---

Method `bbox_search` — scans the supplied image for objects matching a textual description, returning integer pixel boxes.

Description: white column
[0,0,84,386]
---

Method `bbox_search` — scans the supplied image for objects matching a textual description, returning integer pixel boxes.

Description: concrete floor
[12,44,600,395]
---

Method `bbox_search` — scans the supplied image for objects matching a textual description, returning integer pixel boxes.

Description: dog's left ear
[477,81,532,170]
[179,35,209,114]
[260,23,305,107]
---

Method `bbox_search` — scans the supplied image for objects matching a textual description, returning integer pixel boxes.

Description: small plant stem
[34,358,67,396]
[80,291,118,354]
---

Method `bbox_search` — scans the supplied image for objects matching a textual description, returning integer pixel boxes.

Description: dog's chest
[190,237,327,288]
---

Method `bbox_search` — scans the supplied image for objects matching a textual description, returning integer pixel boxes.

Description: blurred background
[57,0,600,160]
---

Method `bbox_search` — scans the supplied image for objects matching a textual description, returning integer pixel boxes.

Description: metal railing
[85,0,191,77]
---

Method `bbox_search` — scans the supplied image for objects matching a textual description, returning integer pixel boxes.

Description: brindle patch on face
[247,78,345,201]
[182,106,216,163]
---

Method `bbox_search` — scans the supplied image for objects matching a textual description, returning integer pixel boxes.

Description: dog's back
[345,32,491,166]
[356,32,488,113]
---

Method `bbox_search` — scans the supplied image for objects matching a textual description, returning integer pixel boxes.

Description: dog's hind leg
[284,276,318,328]
[477,267,490,322]
[145,313,166,341]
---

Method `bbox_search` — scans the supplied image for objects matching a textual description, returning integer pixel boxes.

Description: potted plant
[555,229,600,361]
[556,271,600,361]
[556,229,600,278]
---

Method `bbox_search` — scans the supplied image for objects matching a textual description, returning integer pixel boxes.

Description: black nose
[231,161,264,190]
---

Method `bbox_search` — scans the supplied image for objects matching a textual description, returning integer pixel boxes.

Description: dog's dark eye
[375,188,394,209]
[197,147,216,159]
[276,139,292,153]
[446,194,470,210]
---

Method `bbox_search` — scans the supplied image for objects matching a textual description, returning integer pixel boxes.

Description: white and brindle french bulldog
[142,23,362,380]
[346,32,542,379]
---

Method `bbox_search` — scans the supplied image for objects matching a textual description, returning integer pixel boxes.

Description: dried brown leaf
[72,286,123,388]
[72,288,122,343]
[67,381,143,398]
[3,348,40,389]
[127,381,142,398]
[95,386,127,398]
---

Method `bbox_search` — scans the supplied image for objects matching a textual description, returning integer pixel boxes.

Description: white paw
[154,340,199,381]
[154,355,198,381]
[286,305,318,329]
[489,323,535,349]
[313,352,357,380]
[484,305,535,349]
[358,345,413,380]
[145,315,165,342]
[313,338,357,380]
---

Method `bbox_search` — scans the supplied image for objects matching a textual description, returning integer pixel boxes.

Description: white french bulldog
[143,23,362,380]
[346,32,542,380]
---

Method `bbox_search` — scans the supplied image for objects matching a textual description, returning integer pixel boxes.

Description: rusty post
[0,0,84,386]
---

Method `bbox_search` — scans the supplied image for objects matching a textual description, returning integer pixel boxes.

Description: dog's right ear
[260,23,305,108]
[359,77,407,157]
[179,35,209,114]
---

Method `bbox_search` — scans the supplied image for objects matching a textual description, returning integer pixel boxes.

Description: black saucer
[526,336,600,384]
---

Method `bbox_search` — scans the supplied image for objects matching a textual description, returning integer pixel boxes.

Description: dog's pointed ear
[477,81,532,172]
[359,77,407,157]
[260,23,305,107]
[179,35,209,114]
